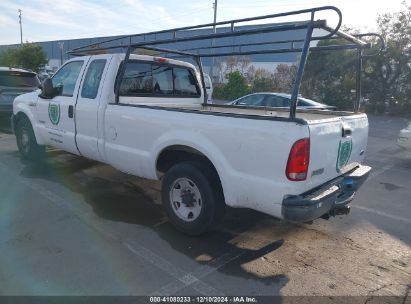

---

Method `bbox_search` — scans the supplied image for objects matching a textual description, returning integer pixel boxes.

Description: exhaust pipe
[321,205,351,220]
[333,205,351,216]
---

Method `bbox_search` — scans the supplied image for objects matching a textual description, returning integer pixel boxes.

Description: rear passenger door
[75,56,110,160]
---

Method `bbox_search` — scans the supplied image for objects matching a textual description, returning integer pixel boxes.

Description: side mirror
[39,78,55,99]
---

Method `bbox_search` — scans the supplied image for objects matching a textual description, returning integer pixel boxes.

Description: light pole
[209,0,218,82]
[18,9,23,46]
[58,42,64,66]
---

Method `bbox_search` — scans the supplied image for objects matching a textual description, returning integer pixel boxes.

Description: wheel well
[13,112,29,130]
[156,145,223,189]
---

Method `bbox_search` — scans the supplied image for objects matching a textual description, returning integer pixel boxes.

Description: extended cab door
[75,56,110,160]
[37,59,89,154]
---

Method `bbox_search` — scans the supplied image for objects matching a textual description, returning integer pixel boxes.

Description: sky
[0,0,408,45]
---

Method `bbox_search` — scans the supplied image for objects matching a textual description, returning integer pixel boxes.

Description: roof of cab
[66,53,199,73]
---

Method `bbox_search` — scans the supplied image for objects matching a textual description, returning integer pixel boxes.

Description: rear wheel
[161,161,225,235]
[15,116,44,161]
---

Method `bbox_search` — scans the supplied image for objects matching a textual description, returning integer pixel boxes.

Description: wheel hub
[180,190,196,207]
[169,177,202,222]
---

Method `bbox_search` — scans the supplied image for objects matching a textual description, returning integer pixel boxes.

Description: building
[0,24,303,80]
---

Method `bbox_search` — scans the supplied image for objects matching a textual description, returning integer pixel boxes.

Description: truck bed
[203,104,357,122]
[118,98,358,122]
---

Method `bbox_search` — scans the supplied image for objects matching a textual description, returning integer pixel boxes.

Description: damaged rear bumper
[282,165,371,222]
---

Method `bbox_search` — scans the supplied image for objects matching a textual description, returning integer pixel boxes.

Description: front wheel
[161,161,225,235]
[15,116,44,161]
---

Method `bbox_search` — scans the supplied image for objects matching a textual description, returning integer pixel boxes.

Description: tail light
[286,138,310,181]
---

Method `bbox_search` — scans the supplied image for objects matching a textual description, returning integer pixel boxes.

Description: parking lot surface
[0,115,410,299]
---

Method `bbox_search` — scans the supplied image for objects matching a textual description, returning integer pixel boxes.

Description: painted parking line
[365,161,401,182]
[150,247,245,296]
[352,205,411,225]
[124,242,224,296]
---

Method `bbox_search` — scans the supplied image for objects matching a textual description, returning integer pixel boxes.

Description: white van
[204,73,213,103]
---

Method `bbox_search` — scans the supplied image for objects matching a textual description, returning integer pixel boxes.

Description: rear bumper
[282,165,371,222]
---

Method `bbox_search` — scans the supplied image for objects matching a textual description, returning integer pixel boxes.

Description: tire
[161,161,225,235]
[15,116,44,161]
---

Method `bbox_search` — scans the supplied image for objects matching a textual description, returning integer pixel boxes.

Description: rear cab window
[118,60,200,98]
[174,68,199,96]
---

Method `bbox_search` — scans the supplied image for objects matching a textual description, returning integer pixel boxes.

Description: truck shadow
[19,153,289,295]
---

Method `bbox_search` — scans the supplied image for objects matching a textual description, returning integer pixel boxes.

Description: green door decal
[48,103,60,125]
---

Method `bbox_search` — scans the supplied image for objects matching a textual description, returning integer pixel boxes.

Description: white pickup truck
[12,53,371,235]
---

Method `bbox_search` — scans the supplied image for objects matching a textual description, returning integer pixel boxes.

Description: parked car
[229,92,336,110]
[203,73,213,103]
[12,54,370,235]
[398,122,411,151]
[0,67,40,121]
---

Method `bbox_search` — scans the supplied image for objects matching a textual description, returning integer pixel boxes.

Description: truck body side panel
[103,103,309,218]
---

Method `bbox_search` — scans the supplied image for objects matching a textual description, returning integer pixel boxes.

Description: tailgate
[306,113,369,189]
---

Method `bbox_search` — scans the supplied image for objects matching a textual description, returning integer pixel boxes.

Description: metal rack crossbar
[68,6,384,118]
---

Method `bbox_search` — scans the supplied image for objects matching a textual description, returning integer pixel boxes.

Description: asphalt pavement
[0,115,410,299]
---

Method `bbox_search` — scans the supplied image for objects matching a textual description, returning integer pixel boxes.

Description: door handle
[68,105,74,118]
[342,125,352,137]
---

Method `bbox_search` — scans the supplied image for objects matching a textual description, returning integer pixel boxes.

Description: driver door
[37,59,89,155]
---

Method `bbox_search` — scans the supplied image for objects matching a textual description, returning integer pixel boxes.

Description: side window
[264,95,289,107]
[81,59,106,99]
[297,98,310,106]
[174,68,200,96]
[152,65,173,95]
[237,95,265,106]
[120,62,152,95]
[52,61,84,97]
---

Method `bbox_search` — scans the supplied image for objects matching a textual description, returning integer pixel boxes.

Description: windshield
[0,71,40,87]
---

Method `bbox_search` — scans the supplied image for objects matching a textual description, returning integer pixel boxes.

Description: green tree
[301,33,357,111]
[0,43,48,72]
[213,71,251,101]
[272,64,297,93]
[363,2,411,114]
[301,3,411,114]
[252,68,273,92]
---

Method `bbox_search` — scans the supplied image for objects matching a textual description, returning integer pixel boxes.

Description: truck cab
[14,54,204,158]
